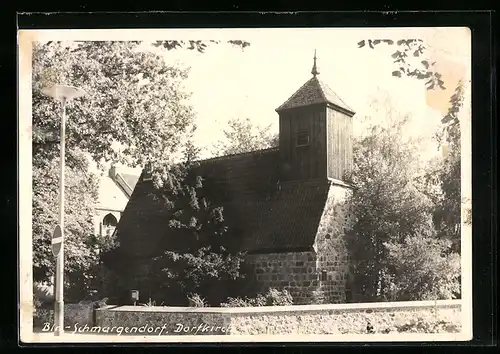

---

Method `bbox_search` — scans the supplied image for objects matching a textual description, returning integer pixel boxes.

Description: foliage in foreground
[346,37,465,302]
[384,236,461,300]
[146,142,247,306]
[32,150,99,294]
[31,40,195,297]
[221,288,294,307]
[344,112,461,302]
[32,40,249,302]
[187,293,208,307]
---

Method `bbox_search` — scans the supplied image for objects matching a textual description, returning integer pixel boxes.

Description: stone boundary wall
[95,300,461,336]
[33,303,95,329]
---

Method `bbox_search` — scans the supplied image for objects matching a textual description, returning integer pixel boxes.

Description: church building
[94,165,139,238]
[110,53,356,305]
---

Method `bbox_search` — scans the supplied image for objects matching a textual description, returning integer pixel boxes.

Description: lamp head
[41,84,87,102]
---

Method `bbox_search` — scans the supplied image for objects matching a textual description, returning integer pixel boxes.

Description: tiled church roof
[196,148,330,253]
[276,50,354,115]
[276,76,354,114]
[114,148,331,257]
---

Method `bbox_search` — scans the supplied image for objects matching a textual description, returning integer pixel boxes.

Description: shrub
[311,288,326,304]
[187,293,208,307]
[384,236,461,301]
[139,298,156,307]
[33,308,52,330]
[221,288,293,307]
[33,282,53,308]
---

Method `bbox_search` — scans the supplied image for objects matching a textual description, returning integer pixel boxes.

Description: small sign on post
[52,225,62,257]
[131,290,139,306]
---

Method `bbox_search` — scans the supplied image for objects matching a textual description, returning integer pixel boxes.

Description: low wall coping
[97,299,461,315]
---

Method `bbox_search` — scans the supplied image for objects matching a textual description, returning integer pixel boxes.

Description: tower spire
[311,49,319,77]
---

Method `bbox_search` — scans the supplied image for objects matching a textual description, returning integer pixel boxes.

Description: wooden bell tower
[276,50,356,183]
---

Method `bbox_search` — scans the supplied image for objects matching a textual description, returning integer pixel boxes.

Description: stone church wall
[245,251,320,305]
[246,181,352,305]
[313,181,352,304]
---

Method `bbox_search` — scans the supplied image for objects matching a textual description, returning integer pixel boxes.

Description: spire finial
[311,49,319,77]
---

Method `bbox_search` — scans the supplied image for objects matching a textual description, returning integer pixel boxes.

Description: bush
[187,293,208,307]
[221,288,293,307]
[311,288,326,304]
[384,236,461,301]
[33,282,53,308]
[32,283,53,330]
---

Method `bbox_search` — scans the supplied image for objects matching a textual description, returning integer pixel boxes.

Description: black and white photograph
[18,27,472,342]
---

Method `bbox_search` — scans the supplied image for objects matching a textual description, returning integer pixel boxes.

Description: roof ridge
[112,172,133,198]
[275,76,316,112]
[317,78,354,113]
[198,147,279,165]
[121,171,140,177]
[276,75,355,114]
[314,76,329,103]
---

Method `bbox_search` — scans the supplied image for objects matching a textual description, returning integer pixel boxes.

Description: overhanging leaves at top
[152,40,251,53]
[357,38,445,90]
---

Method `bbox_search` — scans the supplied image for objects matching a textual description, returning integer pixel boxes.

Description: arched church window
[102,213,118,237]
[103,213,118,227]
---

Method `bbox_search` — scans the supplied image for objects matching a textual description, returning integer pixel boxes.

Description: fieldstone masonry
[95,300,462,336]
[246,251,319,304]
[246,181,352,305]
[33,303,94,330]
[313,182,352,304]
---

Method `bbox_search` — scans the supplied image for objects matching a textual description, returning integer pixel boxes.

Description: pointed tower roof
[276,51,355,116]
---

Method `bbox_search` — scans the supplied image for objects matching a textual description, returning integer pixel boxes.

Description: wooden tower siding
[278,104,328,181]
[278,102,354,183]
[276,52,355,184]
[326,104,354,181]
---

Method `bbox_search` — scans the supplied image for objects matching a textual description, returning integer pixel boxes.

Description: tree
[32,40,192,293]
[418,82,464,253]
[384,236,461,301]
[357,38,445,90]
[33,39,252,187]
[147,140,246,306]
[344,111,447,301]
[352,37,466,299]
[32,149,99,296]
[33,41,196,172]
[32,40,250,295]
[211,117,278,157]
[344,95,461,301]
[151,40,250,53]
[348,39,463,300]
[358,37,465,254]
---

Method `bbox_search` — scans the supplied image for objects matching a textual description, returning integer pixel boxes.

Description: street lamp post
[41,84,87,336]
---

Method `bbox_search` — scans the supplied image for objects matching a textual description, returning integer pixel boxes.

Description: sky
[29,27,471,173]
[138,27,470,163]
